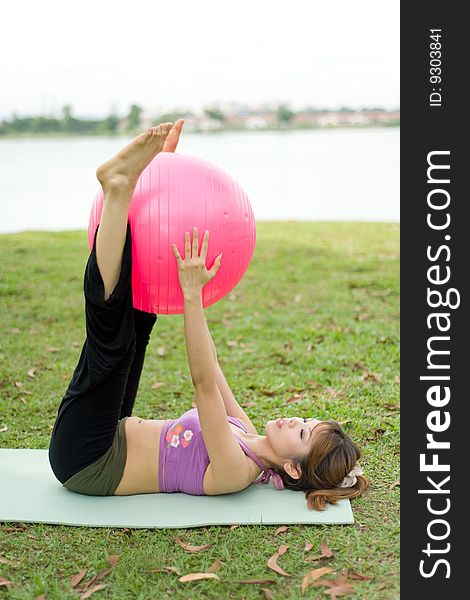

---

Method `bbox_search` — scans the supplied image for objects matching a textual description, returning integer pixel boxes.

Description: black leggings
[48,222,157,484]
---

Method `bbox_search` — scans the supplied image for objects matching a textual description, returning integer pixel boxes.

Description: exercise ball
[88,152,256,315]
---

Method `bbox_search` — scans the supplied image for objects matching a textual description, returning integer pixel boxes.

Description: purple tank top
[158,408,284,495]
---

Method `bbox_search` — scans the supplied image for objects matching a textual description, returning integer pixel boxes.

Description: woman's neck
[232,428,278,471]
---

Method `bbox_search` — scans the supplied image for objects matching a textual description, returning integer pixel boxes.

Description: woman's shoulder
[203,452,260,495]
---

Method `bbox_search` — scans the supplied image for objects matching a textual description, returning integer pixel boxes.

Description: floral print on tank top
[166,422,194,449]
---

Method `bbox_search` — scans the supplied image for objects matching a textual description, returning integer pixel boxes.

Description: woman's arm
[202,319,259,434]
[172,228,222,387]
[172,228,252,491]
[183,291,217,387]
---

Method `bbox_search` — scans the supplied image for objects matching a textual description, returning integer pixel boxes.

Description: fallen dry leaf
[0,557,16,565]
[9,328,21,334]
[324,583,355,597]
[0,576,13,588]
[0,425,7,433]
[15,381,23,389]
[259,386,282,397]
[229,525,239,530]
[361,371,382,382]
[301,567,334,595]
[107,555,119,566]
[150,566,181,575]
[261,588,275,599]
[233,579,277,585]
[304,543,314,552]
[305,555,324,563]
[390,480,400,490]
[46,347,60,353]
[179,572,220,582]
[341,569,373,581]
[27,368,37,379]
[151,382,165,389]
[306,380,321,388]
[157,347,166,356]
[311,578,336,588]
[368,288,392,297]
[275,526,288,535]
[80,583,107,599]
[267,544,290,577]
[94,568,113,582]
[286,393,305,404]
[320,539,333,558]
[173,536,213,553]
[70,569,88,588]
[294,294,302,303]
[241,401,256,408]
[369,428,386,440]
[366,288,392,296]
[5,523,27,531]
[325,387,345,398]
[208,559,223,573]
[79,567,113,592]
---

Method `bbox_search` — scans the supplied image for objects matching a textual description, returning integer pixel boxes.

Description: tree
[61,105,73,121]
[127,104,143,131]
[153,111,188,125]
[101,114,120,134]
[204,107,225,122]
[276,105,294,124]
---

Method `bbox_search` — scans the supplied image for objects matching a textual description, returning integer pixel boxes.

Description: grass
[0,221,399,599]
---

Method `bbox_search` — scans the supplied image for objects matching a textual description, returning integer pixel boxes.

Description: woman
[48,121,368,511]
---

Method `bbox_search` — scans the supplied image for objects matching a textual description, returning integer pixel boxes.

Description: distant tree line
[0,104,143,136]
[0,103,396,136]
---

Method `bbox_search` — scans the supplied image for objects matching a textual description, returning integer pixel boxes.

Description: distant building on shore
[162,107,400,132]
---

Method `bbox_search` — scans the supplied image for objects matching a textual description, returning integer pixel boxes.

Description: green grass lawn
[0,222,399,599]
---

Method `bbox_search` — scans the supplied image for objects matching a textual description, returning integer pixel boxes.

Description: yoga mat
[0,449,354,528]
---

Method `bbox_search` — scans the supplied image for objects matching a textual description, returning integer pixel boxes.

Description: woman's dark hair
[276,420,369,511]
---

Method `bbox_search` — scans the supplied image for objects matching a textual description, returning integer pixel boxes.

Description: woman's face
[264,416,323,461]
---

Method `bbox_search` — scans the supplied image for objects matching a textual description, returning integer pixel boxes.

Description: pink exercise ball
[88,152,256,315]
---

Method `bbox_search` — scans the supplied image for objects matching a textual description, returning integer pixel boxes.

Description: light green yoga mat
[0,449,354,528]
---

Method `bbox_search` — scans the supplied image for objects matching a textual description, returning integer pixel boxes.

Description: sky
[0,0,399,119]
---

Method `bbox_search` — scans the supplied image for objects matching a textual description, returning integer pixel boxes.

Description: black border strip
[401,3,466,594]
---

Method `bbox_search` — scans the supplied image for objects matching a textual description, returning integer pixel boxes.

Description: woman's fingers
[172,243,182,264]
[178,228,211,262]
[192,227,199,258]
[208,253,223,279]
[201,230,209,260]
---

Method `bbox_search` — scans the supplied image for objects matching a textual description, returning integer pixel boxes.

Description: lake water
[0,128,399,234]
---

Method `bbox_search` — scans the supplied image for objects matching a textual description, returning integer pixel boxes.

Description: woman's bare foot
[162,119,184,152]
[96,122,173,195]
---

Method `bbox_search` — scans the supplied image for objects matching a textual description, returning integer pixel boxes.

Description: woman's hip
[57,417,129,496]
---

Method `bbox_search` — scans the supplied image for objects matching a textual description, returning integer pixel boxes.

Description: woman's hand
[172,228,222,297]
